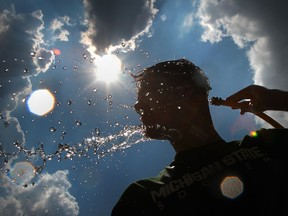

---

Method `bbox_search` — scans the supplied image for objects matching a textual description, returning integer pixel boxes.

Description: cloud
[50,16,73,41]
[0,170,79,216]
[0,7,54,153]
[182,13,194,29]
[197,0,288,127]
[179,13,194,37]
[0,7,54,110]
[81,0,158,55]
[160,14,167,22]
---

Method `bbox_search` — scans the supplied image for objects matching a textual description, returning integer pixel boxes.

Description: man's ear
[187,90,209,106]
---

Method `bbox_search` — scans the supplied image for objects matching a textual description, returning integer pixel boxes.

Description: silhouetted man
[112,59,288,215]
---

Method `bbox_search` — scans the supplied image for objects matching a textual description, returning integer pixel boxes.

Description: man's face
[134,76,191,140]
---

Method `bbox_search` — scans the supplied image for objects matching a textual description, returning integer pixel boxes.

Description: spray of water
[0,125,148,175]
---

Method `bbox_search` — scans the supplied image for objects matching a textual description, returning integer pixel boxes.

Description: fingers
[226,85,268,113]
[230,100,251,114]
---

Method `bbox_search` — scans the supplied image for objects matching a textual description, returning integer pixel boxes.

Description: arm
[225,85,288,113]
[210,85,287,128]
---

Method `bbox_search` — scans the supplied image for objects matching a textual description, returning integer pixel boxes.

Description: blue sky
[0,0,288,215]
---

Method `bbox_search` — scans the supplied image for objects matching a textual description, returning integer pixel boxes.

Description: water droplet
[75,120,82,126]
[30,52,36,57]
[94,128,100,136]
[67,100,72,105]
[3,121,10,128]
[4,68,9,72]
[87,100,92,105]
[83,54,87,59]
[50,127,57,132]
[24,68,29,73]
[121,42,126,47]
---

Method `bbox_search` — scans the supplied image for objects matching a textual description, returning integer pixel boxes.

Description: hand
[226,85,273,114]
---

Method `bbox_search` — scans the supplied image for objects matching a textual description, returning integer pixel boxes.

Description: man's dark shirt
[112,129,288,215]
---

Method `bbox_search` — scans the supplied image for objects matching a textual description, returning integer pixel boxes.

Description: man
[112,59,288,215]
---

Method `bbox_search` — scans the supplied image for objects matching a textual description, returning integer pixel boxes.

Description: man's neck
[170,125,224,153]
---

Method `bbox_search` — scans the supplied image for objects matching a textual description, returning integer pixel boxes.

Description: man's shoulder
[241,128,288,145]
[132,176,164,190]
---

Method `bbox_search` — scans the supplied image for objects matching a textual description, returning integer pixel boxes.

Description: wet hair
[134,58,212,95]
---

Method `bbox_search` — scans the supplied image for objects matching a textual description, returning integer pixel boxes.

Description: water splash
[0,125,148,175]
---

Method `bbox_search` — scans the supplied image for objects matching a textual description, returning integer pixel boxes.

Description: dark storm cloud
[81,0,158,54]
[0,8,54,112]
[197,0,288,126]
[0,7,54,148]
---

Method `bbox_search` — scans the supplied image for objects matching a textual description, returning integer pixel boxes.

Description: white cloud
[183,13,194,29]
[0,8,11,33]
[50,18,64,31]
[197,0,288,127]
[179,13,194,37]
[0,197,22,216]
[50,16,72,41]
[81,0,158,55]
[160,14,167,22]
[0,170,79,216]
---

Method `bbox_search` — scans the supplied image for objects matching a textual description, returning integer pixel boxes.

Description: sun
[94,54,122,83]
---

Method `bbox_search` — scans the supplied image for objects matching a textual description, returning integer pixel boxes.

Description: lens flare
[52,48,61,56]
[27,89,55,116]
[250,130,258,138]
[8,162,36,185]
[220,176,243,199]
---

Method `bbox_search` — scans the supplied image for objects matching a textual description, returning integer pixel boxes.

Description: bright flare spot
[221,176,243,199]
[27,89,55,116]
[52,48,61,55]
[94,54,122,83]
[250,130,258,137]
[8,162,35,185]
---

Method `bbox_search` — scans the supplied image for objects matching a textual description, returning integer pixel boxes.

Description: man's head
[135,59,211,94]
[134,59,212,140]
